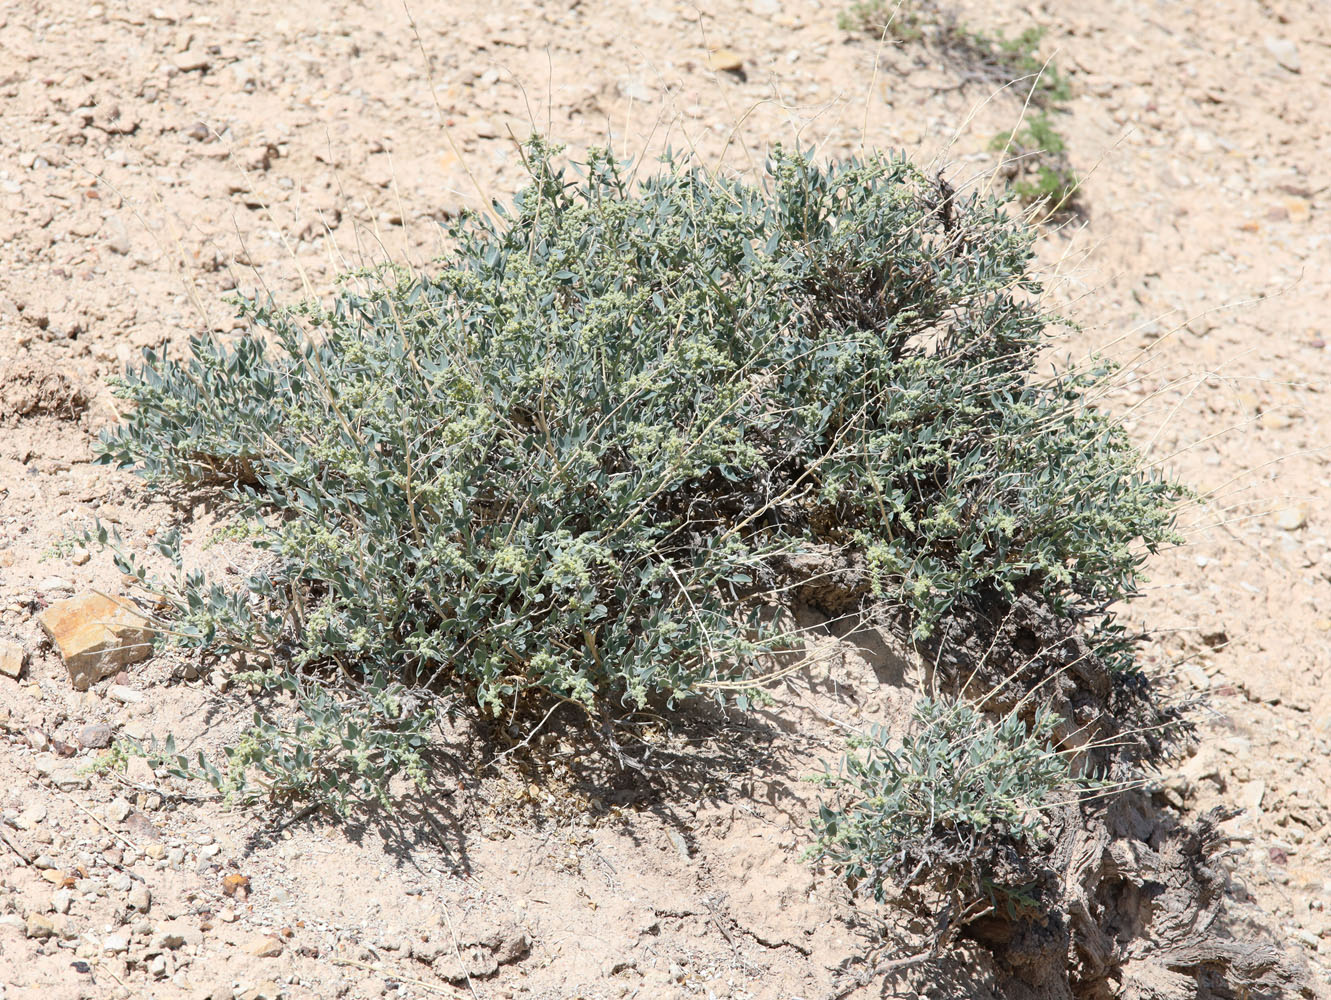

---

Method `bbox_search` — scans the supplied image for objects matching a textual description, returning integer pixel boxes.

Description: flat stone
[128,883,151,913]
[125,811,163,842]
[1265,36,1301,73]
[155,929,186,950]
[1241,780,1267,814]
[245,934,283,958]
[1261,411,1292,430]
[103,932,129,953]
[616,78,654,103]
[26,913,57,938]
[707,48,744,73]
[48,765,90,791]
[0,640,26,679]
[172,49,211,72]
[79,722,113,748]
[38,593,153,690]
[14,803,47,829]
[668,830,691,860]
[108,683,144,704]
[108,798,132,823]
[1181,663,1211,690]
[1274,506,1308,531]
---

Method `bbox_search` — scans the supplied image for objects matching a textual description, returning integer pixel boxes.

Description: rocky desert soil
[2,0,1330,998]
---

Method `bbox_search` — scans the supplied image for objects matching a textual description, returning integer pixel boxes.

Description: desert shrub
[96,139,1177,812]
[992,111,1080,217]
[841,1,1068,100]
[148,668,431,813]
[945,24,1071,105]
[809,697,1086,908]
[839,0,928,39]
[841,1,1078,214]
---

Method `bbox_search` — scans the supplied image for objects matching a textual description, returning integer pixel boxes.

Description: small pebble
[107,684,144,705]
[1181,663,1211,691]
[1265,36,1301,73]
[1275,506,1308,531]
[79,722,113,748]
[128,883,151,913]
[15,803,47,829]
[244,934,283,957]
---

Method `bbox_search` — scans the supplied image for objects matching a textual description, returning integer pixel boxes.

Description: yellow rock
[708,48,744,72]
[38,593,153,691]
[245,934,284,958]
[1284,197,1312,224]
[1261,411,1292,430]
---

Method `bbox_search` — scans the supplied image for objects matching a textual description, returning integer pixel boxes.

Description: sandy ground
[2,0,1331,997]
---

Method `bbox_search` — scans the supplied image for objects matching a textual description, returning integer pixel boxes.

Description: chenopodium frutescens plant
[808,697,1086,911]
[96,138,1179,812]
